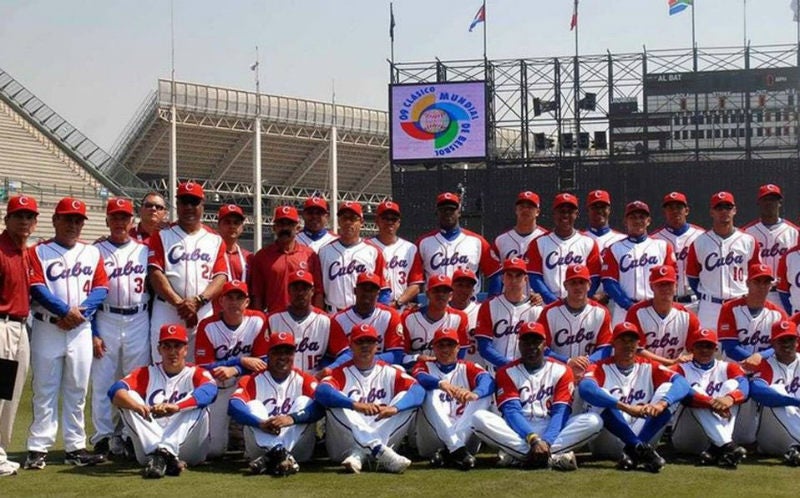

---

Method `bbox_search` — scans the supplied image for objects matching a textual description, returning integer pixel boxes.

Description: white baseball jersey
[250,308,331,374]
[626,300,699,359]
[652,224,705,297]
[403,306,470,358]
[778,247,800,314]
[584,358,675,406]
[414,229,501,293]
[321,360,417,405]
[753,354,800,399]
[148,224,228,298]
[369,236,424,299]
[412,360,487,418]
[686,229,760,300]
[527,231,601,298]
[29,239,108,311]
[231,367,318,417]
[317,239,387,311]
[717,297,787,356]
[587,228,626,252]
[120,363,215,409]
[744,219,799,279]
[492,227,548,262]
[602,237,675,302]
[296,230,339,254]
[95,239,149,308]
[328,304,405,357]
[195,310,267,387]
[674,359,746,403]
[475,295,543,361]
[456,300,482,364]
[538,299,612,358]
[495,358,574,419]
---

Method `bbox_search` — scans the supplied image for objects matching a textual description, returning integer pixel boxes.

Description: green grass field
[5,375,800,498]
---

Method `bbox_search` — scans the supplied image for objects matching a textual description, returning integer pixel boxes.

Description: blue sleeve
[457,346,466,360]
[545,347,569,363]
[735,375,750,398]
[588,345,613,363]
[477,336,510,368]
[780,291,794,315]
[80,287,108,319]
[377,350,404,365]
[327,350,353,369]
[602,278,633,310]
[688,276,700,296]
[108,380,128,401]
[200,356,244,371]
[378,288,392,305]
[487,273,503,297]
[720,339,753,362]
[290,400,326,424]
[588,276,601,298]
[192,382,218,409]
[473,372,495,398]
[392,383,425,411]
[663,374,691,405]
[500,399,537,440]
[30,284,69,317]
[530,274,558,304]
[578,378,619,408]
[750,378,800,407]
[542,403,572,445]
[91,316,100,338]
[314,383,354,409]
[414,371,441,390]
[228,397,264,427]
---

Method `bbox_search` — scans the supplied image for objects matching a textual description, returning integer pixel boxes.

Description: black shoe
[697,450,718,466]
[158,450,184,477]
[143,453,166,479]
[429,449,447,468]
[23,451,47,470]
[718,443,746,469]
[64,449,105,467]
[249,455,271,475]
[616,450,636,471]
[267,446,290,477]
[634,443,666,473]
[784,445,800,467]
[122,437,136,461]
[94,438,110,457]
[449,447,476,471]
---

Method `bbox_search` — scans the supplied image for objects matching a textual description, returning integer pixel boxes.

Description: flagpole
[252,46,262,251]
[743,0,747,48]
[482,0,487,62]
[390,2,395,65]
[169,0,177,221]
[574,0,579,59]
[691,2,697,71]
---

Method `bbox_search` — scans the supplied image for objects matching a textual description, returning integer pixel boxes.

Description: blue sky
[1,0,797,150]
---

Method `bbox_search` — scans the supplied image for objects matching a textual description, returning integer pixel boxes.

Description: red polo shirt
[0,231,31,318]
[249,242,323,313]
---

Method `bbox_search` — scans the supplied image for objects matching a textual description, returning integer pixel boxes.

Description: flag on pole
[669,0,693,16]
[792,0,800,22]
[390,3,396,40]
[469,3,485,32]
[570,0,578,30]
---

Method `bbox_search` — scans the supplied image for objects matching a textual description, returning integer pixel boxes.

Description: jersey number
[201,264,211,280]
[397,271,407,285]
[134,277,144,293]
[307,354,322,370]
[83,280,91,295]
[732,267,744,282]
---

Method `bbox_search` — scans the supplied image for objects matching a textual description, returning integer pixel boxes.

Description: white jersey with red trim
[492,227,548,262]
[753,354,800,398]
[583,358,674,406]
[296,230,339,254]
[147,224,228,299]
[474,295,543,362]
[29,239,109,311]
[602,237,675,302]
[685,229,760,300]
[717,297,787,356]
[778,246,800,314]
[412,360,487,417]
[231,368,318,417]
[328,304,404,357]
[318,239,387,311]
[587,228,626,252]
[402,306,470,358]
[744,219,799,279]
[526,231,601,299]
[195,310,267,387]
[321,360,416,405]
[457,300,482,364]
[652,224,705,298]
[495,358,574,419]
[369,237,424,299]
[538,299,611,359]
[95,239,149,308]
[414,229,501,293]
[254,308,331,374]
[626,300,699,360]
[121,363,215,407]
[674,360,745,398]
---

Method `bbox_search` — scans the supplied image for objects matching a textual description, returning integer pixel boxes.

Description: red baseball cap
[55,197,88,219]
[649,265,677,284]
[7,195,39,215]
[772,320,798,342]
[710,191,735,208]
[553,192,579,210]
[337,201,363,218]
[427,274,453,291]
[758,184,783,200]
[177,181,204,199]
[220,279,248,297]
[304,196,329,213]
[624,200,650,217]
[377,200,401,216]
[159,323,188,343]
[518,321,547,341]
[748,263,774,281]
[502,257,528,274]
[350,323,379,342]
[432,327,460,345]
[564,263,591,282]
[106,198,134,216]
[453,267,478,284]
[436,192,460,207]
[218,204,245,220]
[686,328,719,350]
[612,321,643,343]
[356,271,382,288]
[274,205,300,223]
[288,269,315,287]
[268,331,297,352]
[662,191,688,206]
[516,191,540,207]
[587,190,611,206]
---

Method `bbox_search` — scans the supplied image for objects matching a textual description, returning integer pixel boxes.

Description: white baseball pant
[325,392,417,463]
[242,396,316,461]
[671,379,740,453]
[0,319,29,466]
[120,391,209,465]
[471,409,603,460]
[207,384,236,458]
[755,385,800,456]
[91,310,150,445]
[27,318,92,453]
[415,392,490,457]
[697,300,723,330]
[732,398,760,445]
[149,299,212,363]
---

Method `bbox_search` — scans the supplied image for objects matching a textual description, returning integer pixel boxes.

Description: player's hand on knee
[263,415,293,434]
[92,337,106,359]
[711,395,734,415]
[375,405,399,421]
[134,403,152,421]
[353,402,381,416]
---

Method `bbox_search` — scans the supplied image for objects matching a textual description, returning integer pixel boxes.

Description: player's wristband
[526,433,540,445]
[196,294,209,306]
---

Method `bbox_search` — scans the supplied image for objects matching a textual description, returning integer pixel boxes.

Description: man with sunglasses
[131,192,169,244]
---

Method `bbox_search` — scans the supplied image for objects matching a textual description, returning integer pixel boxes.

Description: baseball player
[0,195,38,476]
[216,204,252,285]
[368,200,424,309]
[195,280,267,458]
[109,324,218,478]
[296,196,338,253]
[228,332,325,476]
[412,327,495,470]
[778,243,800,315]
[527,193,601,304]
[130,191,169,244]
[475,257,543,369]
[602,201,676,325]
[743,184,798,307]
[449,267,482,364]
[748,319,800,464]
[250,269,331,376]
[317,201,389,312]
[578,321,691,472]
[249,205,324,313]
[315,324,424,474]
[492,191,548,262]
[626,265,699,366]
[471,322,604,470]
[25,197,108,470]
[686,191,760,329]
[413,192,502,295]
[651,191,704,314]
[402,274,470,368]
[90,198,151,457]
[148,181,228,362]
[670,327,749,468]
[585,190,626,252]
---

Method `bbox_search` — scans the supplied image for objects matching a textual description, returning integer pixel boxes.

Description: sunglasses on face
[143,202,166,211]
[381,217,400,223]
[177,196,202,206]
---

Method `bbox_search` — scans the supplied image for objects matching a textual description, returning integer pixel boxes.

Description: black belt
[0,313,27,323]
[102,303,148,315]
[698,293,725,305]
[33,312,59,324]
[675,295,694,304]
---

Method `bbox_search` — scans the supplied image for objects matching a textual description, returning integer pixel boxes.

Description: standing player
[492,191,548,262]
[130,191,169,244]
[296,196,338,253]
[25,198,108,469]
[585,190,626,253]
[148,182,228,362]
[527,193,601,304]
[449,268,482,364]
[686,191,760,328]
[91,198,151,457]
[778,243,800,315]
[216,204,252,284]
[0,195,38,476]
[109,324,217,478]
[744,184,798,307]
[602,201,676,325]
[651,192,704,313]
[368,200,423,309]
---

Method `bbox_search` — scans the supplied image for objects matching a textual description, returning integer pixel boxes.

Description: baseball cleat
[717,443,746,469]
[341,451,365,474]
[697,450,717,466]
[449,447,476,471]
[23,451,47,470]
[64,449,106,467]
[429,448,447,468]
[616,448,636,471]
[496,450,519,468]
[634,443,666,473]
[158,450,184,477]
[93,438,110,457]
[784,445,800,467]
[249,455,271,475]
[142,453,166,479]
[376,446,411,474]
[549,451,578,472]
